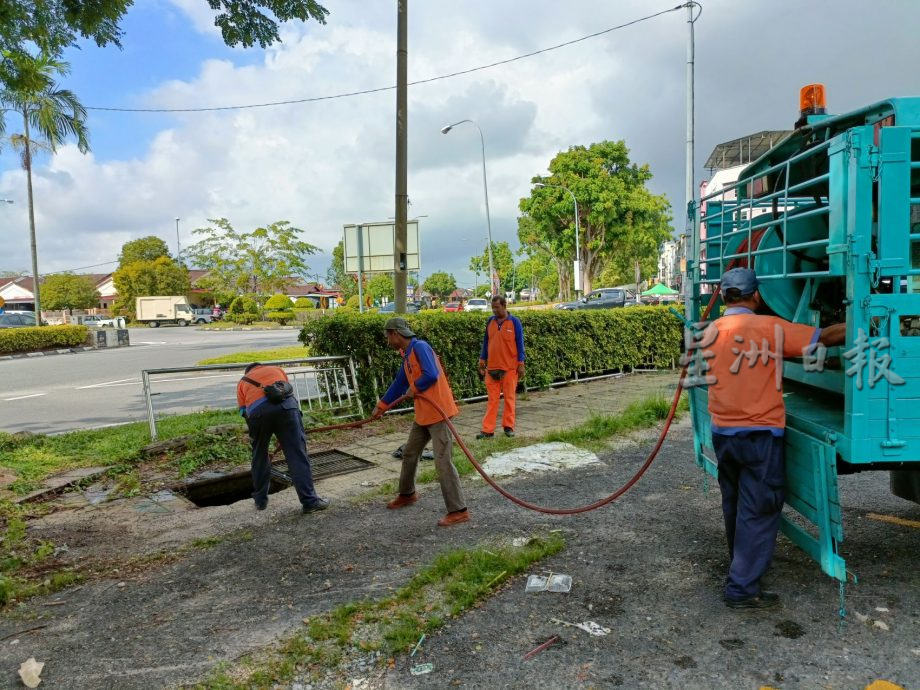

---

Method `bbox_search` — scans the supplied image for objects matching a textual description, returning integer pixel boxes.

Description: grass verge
[0,410,244,496]
[196,345,310,366]
[193,533,564,689]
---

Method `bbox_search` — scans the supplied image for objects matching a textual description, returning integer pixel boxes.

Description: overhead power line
[87,4,685,114]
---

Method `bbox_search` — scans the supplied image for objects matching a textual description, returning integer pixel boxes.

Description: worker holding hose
[701,268,846,609]
[372,317,470,527]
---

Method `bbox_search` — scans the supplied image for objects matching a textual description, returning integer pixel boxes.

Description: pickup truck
[557,288,629,310]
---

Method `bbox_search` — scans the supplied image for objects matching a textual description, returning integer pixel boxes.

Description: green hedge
[0,325,89,355]
[300,307,682,409]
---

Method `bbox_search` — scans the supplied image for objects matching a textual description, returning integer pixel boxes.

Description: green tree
[422,271,457,300]
[468,241,516,294]
[186,218,320,299]
[0,0,329,99]
[41,273,99,313]
[113,256,191,318]
[265,293,294,324]
[518,140,672,297]
[0,54,89,323]
[118,236,171,265]
[367,273,396,303]
[326,240,358,300]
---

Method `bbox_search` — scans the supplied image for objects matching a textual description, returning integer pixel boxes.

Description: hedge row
[0,325,89,355]
[299,307,682,409]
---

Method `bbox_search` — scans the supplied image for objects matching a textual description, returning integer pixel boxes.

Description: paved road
[0,327,303,434]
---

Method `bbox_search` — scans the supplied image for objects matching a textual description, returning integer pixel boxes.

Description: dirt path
[1,421,917,689]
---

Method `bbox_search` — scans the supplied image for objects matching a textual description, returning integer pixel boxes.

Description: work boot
[476,432,494,440]
[437,509,470,527]
[724,591,780,610]
[301,498,330,514]
[387,492,419,509]
[254,500,267,511]
[504,428,515,438]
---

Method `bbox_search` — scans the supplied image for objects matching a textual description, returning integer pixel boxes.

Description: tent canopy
[642,283,679,296]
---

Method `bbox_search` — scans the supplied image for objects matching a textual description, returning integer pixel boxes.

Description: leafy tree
[1,54,89,322]
[468,241,516,293]
[41,273,99,313]
[516,252,558,301]
[422,271,457,300]
[367,273,395,302]
[186,218,319,299]
[518,140,672,296]
[0,0,329,99]
[119,236,171,265]
[113,256,190,318]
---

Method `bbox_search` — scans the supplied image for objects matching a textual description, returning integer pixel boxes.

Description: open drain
[178,449,375,508]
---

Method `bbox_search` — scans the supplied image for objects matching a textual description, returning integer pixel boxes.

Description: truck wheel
[148,321,159,328]
[177,319,188,327]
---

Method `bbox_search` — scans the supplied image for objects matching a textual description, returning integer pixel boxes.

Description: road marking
[156,373,238,383]
[3,393,46,401]
[866,512,920,530]
[76,378,138,389]
[135,341,167,345]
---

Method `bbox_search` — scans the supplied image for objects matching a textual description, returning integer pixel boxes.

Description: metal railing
[141,356,362,440]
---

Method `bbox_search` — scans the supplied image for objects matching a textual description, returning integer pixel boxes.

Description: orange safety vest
[404,346,459,425]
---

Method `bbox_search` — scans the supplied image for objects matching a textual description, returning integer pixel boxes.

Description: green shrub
[267,310,295,325]
[0,325,89,355]
[300,307,681,409]
[293,297,315,310]
[265,293,294,311]
[226,296,260,324]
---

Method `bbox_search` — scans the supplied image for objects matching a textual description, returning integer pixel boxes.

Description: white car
[83,315,120,327]
[465,298,490,312]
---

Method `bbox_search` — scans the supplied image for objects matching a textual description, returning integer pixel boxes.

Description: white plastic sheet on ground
[474,442,602,479]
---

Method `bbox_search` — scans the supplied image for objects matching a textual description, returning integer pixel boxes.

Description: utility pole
[683,1,697,312]
[175,217,181,263]
[394,0,409,313]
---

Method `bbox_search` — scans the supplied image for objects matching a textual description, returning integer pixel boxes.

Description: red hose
[309,288,719,515]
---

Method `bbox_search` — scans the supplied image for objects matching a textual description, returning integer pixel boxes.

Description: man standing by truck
[703,268,845,609]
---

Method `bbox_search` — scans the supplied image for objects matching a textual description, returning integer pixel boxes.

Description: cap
[720,268,759,295]
[384,317,416,338]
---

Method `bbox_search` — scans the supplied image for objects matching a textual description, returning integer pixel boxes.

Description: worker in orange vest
[372,317,469,527]
[477,295,525,439]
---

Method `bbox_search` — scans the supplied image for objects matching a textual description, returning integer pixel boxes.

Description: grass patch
[0,410,244,494]
[192,533,564,689]
[196,345,310,366]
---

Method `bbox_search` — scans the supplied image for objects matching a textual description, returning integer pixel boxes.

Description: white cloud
[2,0,920,288]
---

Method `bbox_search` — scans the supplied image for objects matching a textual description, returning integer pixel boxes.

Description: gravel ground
[1,421,917,689]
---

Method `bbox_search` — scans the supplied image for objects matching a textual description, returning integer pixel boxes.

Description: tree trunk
[24,112,41,325]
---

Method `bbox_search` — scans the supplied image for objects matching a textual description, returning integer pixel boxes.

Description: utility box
[136,296,194,328]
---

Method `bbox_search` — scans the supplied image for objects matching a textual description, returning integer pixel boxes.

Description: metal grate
[271,449,374,484]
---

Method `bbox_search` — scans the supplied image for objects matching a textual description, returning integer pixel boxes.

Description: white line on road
[76,378,139,389]
[3,393,46,401]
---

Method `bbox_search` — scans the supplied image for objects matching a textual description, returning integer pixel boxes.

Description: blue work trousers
[712,430,785,601]
[247,401,319,507]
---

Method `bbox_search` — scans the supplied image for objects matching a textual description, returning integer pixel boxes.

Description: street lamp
[535,182,582,299]
[441,119,496,297]
[175,217,181,263]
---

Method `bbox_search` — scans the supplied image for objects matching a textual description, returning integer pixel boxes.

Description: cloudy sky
[1,0,918,288]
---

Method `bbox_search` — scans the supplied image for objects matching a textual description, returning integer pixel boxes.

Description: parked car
[83,315,124,327]
[443,302,463,312]
[379,302,420,314]
[465,298,490,312]
[0,311,38,328]
[192,308,213,324]
[557,288,628,310]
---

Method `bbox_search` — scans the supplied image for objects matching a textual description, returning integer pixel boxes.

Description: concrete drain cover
[272,449,374,484]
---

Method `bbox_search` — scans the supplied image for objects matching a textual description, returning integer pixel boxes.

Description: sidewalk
[312,370,677,500]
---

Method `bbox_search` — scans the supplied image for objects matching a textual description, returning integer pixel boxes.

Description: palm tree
[1,54,90,323]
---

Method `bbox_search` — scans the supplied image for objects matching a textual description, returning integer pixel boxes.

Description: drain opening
[178,449,374,508]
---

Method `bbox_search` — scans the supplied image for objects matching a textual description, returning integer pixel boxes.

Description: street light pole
[535,182,581,298]
[441,119,496,297]
[175,217,181,263]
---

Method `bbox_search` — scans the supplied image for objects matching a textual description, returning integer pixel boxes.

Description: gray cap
[384,317,415,338]
[720,267,759,295]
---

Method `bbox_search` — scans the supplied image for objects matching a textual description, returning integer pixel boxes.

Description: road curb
[0,346,96,361]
